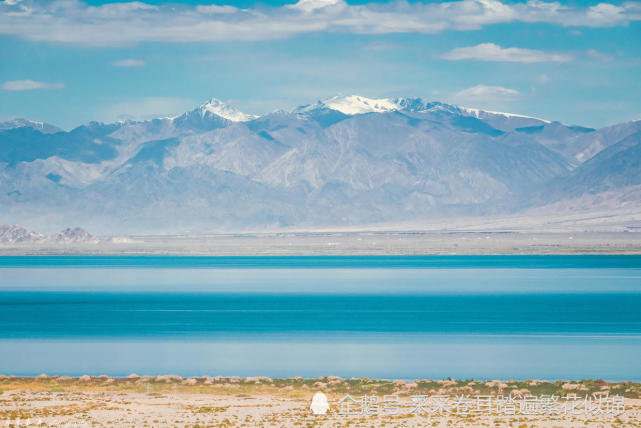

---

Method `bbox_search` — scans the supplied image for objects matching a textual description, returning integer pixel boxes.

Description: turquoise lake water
[1,255,640,380]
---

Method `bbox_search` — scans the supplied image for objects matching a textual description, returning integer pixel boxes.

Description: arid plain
[1,376,640,427]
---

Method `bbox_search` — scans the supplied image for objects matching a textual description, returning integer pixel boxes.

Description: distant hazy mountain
[0,118,62,134]
[1,95,639,234]
[0,224,44,244]
[539,130,641,203]
[0,224,96,244]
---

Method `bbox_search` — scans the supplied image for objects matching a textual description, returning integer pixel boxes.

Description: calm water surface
[1,256,640,380]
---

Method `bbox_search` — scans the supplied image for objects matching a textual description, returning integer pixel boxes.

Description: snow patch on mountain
[453,107,551,124]
[0,118,62,134]
[1,93,635,235]
[301,95,400,115]
[195,98,257,122]
[296,94,551,127]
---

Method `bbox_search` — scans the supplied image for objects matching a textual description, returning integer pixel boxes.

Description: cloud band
[0,0,640,46]
[442,43,573,63]
[1,80,65,91]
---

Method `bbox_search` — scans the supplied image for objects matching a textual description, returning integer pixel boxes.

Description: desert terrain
[1,376,640,427]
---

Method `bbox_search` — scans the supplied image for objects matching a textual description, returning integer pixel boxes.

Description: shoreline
[1,231,641,256]
[2,376,641,398]
[2,377,640,427]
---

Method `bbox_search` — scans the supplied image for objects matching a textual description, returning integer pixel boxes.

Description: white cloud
[195,5,239,15]
[363,41,402,51]
[535,73,551,85]
[442,43,572,63]
[112,58,145,67]
[586,49,614,62]
[586,3,626,27]
[0,0,639,46]
[454,84,520,102]
[288,0,345,13]
[1,80,65,91]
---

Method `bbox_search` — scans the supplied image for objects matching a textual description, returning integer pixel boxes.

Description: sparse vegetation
[1,376,640,427]
[1,376,640,399]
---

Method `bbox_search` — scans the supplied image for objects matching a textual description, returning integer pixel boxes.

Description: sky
[0,0,640,130]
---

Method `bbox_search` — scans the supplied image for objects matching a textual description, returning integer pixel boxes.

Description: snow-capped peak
[391,99,551,124]
[298,95,445,116]
[456,106,551,124]
[302,95,401,115]
[294,94,553,127]
[197,98,257,122]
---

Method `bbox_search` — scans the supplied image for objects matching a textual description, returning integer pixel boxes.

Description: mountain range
[1,95,640,234]
[0,224,97,244]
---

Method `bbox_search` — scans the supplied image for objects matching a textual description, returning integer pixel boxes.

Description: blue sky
[1,0,640,129]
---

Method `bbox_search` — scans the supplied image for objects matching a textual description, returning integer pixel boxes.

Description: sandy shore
[1,376,640,427]
[2,231,641,255]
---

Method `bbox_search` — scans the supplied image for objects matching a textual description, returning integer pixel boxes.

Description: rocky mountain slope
[1,95,639,234]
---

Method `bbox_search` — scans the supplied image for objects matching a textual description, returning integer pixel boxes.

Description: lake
[1,255,640,380]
